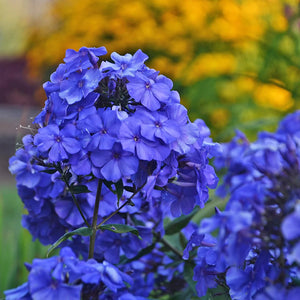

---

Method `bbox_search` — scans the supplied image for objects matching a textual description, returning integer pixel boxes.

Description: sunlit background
[0,0,300,295]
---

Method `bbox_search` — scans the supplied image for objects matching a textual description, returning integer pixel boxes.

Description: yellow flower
[254,83,294,111]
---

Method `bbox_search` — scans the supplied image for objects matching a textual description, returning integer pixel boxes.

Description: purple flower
[64,46,107,73]
[4,282,31,300]
[34,92,68,126]
[79,108,121,150]
[281,203,300,240]
[34,124,81,161]
[119,116,170,161]
[29,267,82,300]
[9,148,42,188]
[43,63,68,96]
[137,109,180,143]
[90,142,139,182]
[101,49,148,78]
[226,266,265,300]
[127,73,171,111]
[59,68,102,104]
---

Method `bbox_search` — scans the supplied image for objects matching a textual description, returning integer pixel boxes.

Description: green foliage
[0,186,47,297]
[99,224,142,239]
[164,207,198,236]
[47,227,93,257]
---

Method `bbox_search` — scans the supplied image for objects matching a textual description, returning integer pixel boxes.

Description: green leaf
[69,184,91,194]
[103,180,114,193]
[123,185,135,193]
[184,262,197,295]
[192,197,228,224]
[115,180,124,207]
[119,243,156,265]
[47,227,93,257]
[99,224,142,240]
[41,169,57,174]
[164,208,198,235]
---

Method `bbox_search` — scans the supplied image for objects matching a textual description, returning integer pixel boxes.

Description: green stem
[96,182,146,230]
[153,232,183,259]
[62,177,90,228]
[88,180,103,259]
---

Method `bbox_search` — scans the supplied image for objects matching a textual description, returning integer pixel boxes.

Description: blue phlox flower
[277,110,300,136]
[43,63,68,96]
[182,230,205,260]
[171,122,200,154]
[226,265,265,300]
[34,124,81,162]
[28,260,82,300]
[90,142,139,182]
[54,195,93,227]
[64,46,107,73]
[7,46,222,299]
[79,259,133,292]
[126,72,171,111]
[254,285,300,300]
[164,185,199,217]
[94,225,152,264]
[138,109,181,143]
[193,245,220,297]
[59,68,102,104]
[281,203,300,241]
[17,185,42,215]
[4,282,31,300]
[81,108,121,150]
[34,92,68,126]
[9,148,42,188]
[69,151,92,176]
[101,49,148,78]
[66,92,99,119]
[282,203,300,264]
[119,116,170,161]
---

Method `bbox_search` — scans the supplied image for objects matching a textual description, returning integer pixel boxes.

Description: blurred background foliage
[1,0,300,296]
[23,0,300,141]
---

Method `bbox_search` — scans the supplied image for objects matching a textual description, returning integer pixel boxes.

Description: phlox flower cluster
[183,111,300,299]
[6,46,219,299]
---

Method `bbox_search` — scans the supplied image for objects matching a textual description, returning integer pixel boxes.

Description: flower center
[78,80,84,88]
[113,152,121,160]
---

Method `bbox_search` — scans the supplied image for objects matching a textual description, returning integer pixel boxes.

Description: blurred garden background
[1,0,300,296]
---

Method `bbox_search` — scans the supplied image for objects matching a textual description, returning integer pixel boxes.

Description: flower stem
[88,180,103,259]
[62,175,90,228]
[153,232,183,259]
[96,182,146,230]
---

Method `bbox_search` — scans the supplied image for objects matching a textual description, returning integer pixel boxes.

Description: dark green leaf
[115,180,123,207]
[41,169,57,174]
[103,180,114,193]
[69,185,91,194]
[47,227,93,257]
[119,243,156,265]
[99,224,142,239]
[165,208,198,235]
[124,186,135,193]
[184,262,197,295]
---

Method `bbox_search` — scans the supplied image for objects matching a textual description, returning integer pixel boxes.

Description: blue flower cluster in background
[6,46,220,299]
[183,111,300,299]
